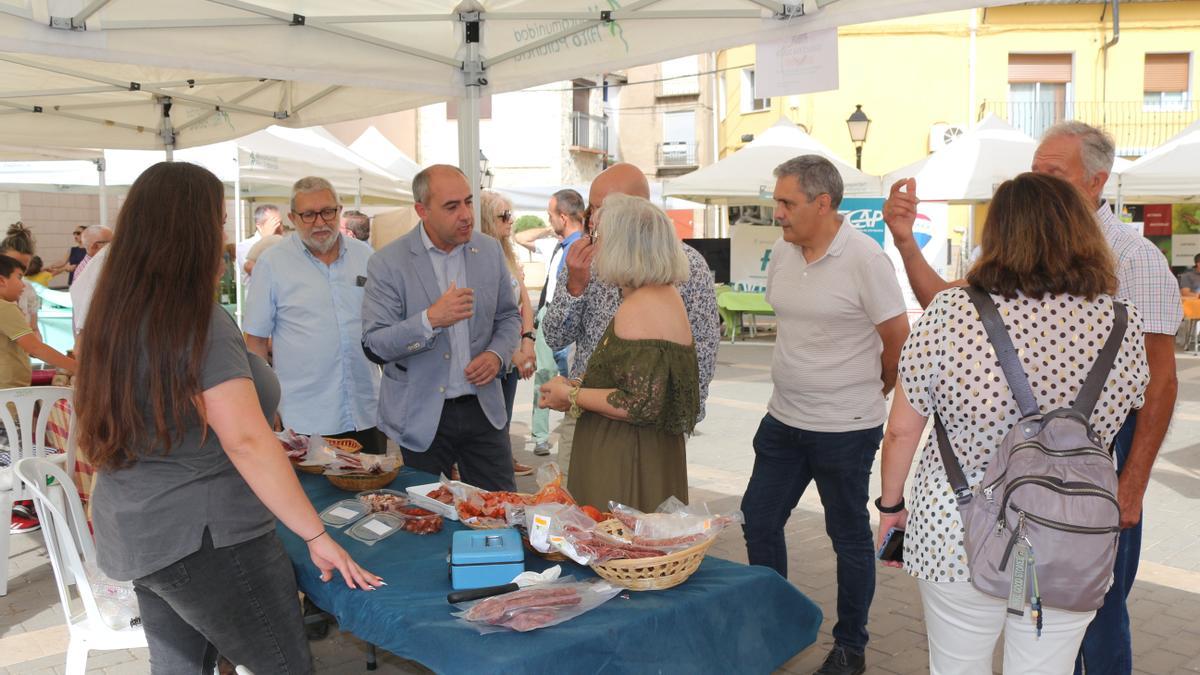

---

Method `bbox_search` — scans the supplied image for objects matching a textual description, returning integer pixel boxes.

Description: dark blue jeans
[740,414,883,654]
[1075,411,1140,675]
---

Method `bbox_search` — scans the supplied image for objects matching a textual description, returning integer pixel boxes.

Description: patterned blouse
[542,244,720,423]
[897,288,1148,582]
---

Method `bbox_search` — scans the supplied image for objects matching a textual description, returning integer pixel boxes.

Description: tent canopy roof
[0,0,1018,150]
[663,118,882,204]
[1115,118,1200,202]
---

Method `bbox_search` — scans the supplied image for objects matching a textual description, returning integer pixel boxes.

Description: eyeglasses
[293,206,342,224]
[498,211,513,222]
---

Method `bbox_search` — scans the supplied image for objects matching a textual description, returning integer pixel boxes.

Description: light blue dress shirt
[418,225,475,399]
[243,233,381,435]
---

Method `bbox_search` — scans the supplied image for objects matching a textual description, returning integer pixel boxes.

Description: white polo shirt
[765,219,906,432]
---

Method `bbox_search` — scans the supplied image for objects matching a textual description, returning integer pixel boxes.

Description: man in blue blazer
[362,165,521,491]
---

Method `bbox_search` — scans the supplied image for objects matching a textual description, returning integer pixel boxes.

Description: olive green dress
[567,321,700,512]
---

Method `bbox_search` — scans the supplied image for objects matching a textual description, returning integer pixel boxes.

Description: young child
[0,254,76,534]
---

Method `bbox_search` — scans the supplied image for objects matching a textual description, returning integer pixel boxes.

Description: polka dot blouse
[897,288,1149,582]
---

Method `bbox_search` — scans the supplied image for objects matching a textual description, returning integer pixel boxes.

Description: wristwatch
[521,331,536,342]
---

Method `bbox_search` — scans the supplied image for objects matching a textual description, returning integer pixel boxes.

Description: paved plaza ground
[3,338,1200,674]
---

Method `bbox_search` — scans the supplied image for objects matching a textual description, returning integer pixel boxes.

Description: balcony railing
[980,100,1200,156]
[656,141,698,167]
[570,112,609,154]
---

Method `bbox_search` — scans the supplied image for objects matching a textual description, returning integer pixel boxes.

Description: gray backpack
[935,287,1125,620]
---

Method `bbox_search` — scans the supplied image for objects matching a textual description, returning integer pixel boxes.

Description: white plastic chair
[1,385,75,596]
[14,457,147,674]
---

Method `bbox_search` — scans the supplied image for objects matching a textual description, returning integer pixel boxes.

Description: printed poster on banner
[728,198,886,293]
[1173,204,1200,266]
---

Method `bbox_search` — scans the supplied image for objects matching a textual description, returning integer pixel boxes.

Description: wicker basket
[322,437,363,453]
[518,529,570,562]
[326,467,401,492]
[588,519,713,591]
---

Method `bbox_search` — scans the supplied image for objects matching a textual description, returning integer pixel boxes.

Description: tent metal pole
[161,97,176,161]
[458,12,484,230]
[356,172,363,209]
[234,150,243,327]
[95,158,108,229]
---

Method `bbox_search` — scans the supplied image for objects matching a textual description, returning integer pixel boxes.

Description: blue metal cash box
[450,528,525,590]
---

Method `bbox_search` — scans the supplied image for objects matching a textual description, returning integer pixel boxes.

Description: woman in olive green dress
[539,194,699,511]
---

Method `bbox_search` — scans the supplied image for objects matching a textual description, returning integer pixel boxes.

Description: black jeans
[400,395,517,492]
[740,414,883,654]
[132,529,311,675]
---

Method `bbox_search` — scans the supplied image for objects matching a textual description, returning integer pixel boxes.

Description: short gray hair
[253,203,279,225]
[1041,121,1116,179]
[552,188,585,222]
[594,194,688,289]
[343,210,370,241]
[290,176,339,213]
[412,164,467,205]
[80,224,111,248]
[773,155,844,208]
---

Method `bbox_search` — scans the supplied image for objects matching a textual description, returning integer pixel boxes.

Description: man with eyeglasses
[244,176,383,453]
[361,165,522,492]
[541,163,720,478]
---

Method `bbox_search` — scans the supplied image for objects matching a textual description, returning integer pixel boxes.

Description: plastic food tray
[319,499,371,528]
[346,513,404,546]
[356,489,410,513]
[405,482,463,520]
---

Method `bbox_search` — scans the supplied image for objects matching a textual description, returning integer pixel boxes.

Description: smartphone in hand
[877,527,905,563]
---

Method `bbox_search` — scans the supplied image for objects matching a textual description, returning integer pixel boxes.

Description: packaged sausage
[452,578,622,634]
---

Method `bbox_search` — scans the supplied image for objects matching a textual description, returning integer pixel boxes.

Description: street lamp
[479,150,494,189]
[845,104,871,170]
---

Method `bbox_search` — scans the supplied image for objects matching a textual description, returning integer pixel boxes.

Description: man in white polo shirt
[741,155,909,675]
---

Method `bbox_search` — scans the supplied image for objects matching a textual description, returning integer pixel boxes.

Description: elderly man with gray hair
[883,120,1181,675]
[741,155,909,675]
[244,176,383,453]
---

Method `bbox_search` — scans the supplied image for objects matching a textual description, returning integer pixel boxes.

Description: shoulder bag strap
[934,412,974,506]
[1072,299,1129,419]
[964,286,1040,419]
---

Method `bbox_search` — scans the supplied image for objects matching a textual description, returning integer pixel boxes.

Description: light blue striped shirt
[418,225,475,398]
[243,233,380,435]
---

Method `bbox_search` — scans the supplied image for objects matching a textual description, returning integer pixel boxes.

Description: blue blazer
[361,226,521,451]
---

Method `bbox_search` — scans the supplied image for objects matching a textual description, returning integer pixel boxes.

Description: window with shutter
[1144,53,1190,111]
[1007,54,1073,138]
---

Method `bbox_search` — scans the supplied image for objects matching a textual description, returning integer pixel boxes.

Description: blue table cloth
[281,468,822,674]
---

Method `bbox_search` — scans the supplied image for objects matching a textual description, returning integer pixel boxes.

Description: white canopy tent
[886,114,1127,203]
[0,0,1020,198]
[349,126,422,185]
[1111,118,1200,204]
[662,118,882,205]
[0,126,411,197]
[883,115,1035,203]
[502,182,703,213]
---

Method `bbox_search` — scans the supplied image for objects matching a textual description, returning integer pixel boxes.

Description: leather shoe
[813,645,865,675]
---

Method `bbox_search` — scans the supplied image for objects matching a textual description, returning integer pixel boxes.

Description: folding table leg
[366,643,377,671]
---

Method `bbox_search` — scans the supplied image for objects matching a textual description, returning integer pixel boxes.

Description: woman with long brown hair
[876,173,1148,672]
[480,189,537,476]
[76,162,379,674]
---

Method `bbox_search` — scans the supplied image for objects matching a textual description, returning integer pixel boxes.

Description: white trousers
[918,579,1095,675]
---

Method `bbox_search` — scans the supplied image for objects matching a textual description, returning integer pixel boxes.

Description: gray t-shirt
[93,306,280,581]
